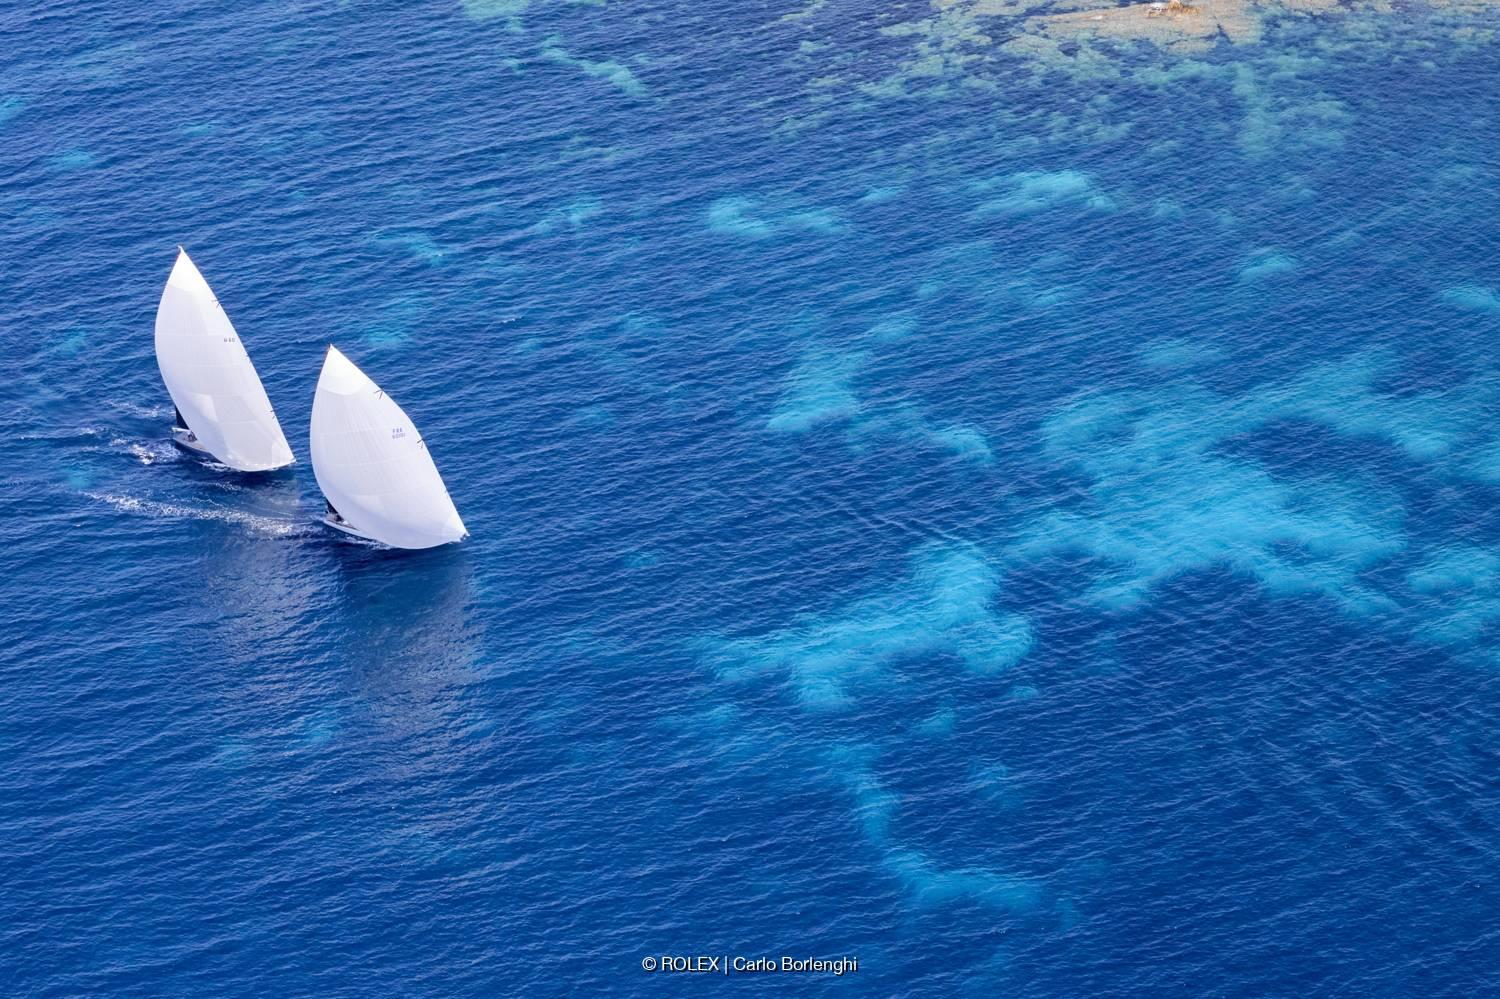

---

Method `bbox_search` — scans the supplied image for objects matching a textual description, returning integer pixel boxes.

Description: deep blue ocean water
[4,0,1500,994]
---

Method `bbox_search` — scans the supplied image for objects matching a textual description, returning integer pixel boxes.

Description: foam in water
[706,544,1033,708]
[109,401,169,420]
[115,439,180,465]
[85,492,314,539]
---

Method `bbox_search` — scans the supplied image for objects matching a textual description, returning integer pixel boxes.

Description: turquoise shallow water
[3,0,1500,994]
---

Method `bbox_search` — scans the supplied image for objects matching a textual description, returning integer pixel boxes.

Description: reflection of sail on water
[154,249,295,471]
[310,345,467,549]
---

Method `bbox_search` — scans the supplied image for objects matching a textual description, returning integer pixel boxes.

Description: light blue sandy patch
[887,849,1041,912]
[782,207,844,234]
[868,315,916,342]
[1228,63,1348,159]
[859,186,904,205]
[915,706,956,737]
[462,0,526,21]
[66,468,93,491]
[1440,285,1500,313]
[1403,546,1500,648]
[969,762,1022,810]
[1150,198,1185,220]
[302,709,340,746]
[540,39,645,98]
[975,170,1114,217]
[849,406,993,464]
[1016,378,1406,615]
[51,150,96,170]
[214,739,251,767]
[658,703,770,765]
[707,196,775,239]
[532,196,605,233]
[1140,337,1225,371]
[1237,249,1297,282]
[766,349,867,433]
[560,135,623,163]
[373,229,448,265]
[623,550,660,569]
[0,97,23,126]
[1408,546,1500,595]
[824,744,1039,911]
[1246,352,1477,462]
[1465,442,1500,484]
[66,40,146,84]
[1027,285,1075,310]
[52,329,89,357]
[706,544,1033,708]
[566,404,614,428]
[181,121,217,137]
[706,194,843,239]
[926,423,994,463]
[355,296,429,348]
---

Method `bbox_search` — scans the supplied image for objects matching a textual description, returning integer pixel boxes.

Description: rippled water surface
[4,0,1500,994]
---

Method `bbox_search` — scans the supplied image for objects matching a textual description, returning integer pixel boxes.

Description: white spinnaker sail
[310,346,467,549]
[154,248,295,471]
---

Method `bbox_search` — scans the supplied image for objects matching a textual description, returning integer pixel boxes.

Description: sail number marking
[391,427,406,439]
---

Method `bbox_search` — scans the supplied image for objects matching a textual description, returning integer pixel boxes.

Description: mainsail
[154,248,295,471]
[309,346,467,549]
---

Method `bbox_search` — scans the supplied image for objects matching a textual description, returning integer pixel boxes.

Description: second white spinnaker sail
[154,248,295,471]
[309,345,467,549]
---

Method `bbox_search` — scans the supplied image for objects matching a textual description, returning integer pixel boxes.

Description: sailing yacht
[309,345,467,549]
[154,248,295,471]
